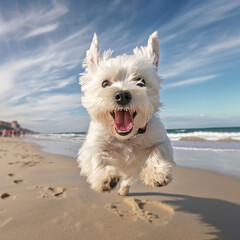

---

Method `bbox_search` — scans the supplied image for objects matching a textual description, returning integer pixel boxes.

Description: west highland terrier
[77,32,174,196]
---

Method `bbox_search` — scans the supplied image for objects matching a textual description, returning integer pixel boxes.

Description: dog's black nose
[114,91,132,106]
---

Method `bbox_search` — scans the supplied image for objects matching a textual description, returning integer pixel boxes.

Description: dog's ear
[147,31,160,69]
[133,31,160,71]
[82,33,100,72]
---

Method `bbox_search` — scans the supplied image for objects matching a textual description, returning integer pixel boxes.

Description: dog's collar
[137,124,147,134]
[126,123,148,141]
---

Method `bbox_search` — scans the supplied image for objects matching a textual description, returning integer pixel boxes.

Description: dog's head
[80,32,162,140]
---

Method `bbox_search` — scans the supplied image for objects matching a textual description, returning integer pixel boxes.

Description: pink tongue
[115,110,133,132]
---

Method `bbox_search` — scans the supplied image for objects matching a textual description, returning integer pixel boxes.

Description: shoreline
[25,136,240,179]
[1,137,240,240]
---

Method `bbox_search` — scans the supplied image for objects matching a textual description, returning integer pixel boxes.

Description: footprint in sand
[105,198,174,224]
[0,149,7,153]
[36,186,67,199]
[7,173,25,184]
[13,179,25,184]
[8,160,40,168]
[14,153,44,160]
[1,193,15,200]
[1,193,11,200]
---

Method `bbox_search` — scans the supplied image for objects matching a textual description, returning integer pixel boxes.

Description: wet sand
[0,137,239,240]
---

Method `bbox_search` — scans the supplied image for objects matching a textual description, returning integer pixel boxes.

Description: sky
[0,0,239,133]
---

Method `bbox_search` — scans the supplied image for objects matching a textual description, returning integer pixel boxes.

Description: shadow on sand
[130,192,240,240]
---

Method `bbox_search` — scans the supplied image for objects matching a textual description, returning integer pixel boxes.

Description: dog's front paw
[101,176,120,192]
[88,166,120,193]
[142,174,172,188]
[152,175,172,187]
[140,168,172,188]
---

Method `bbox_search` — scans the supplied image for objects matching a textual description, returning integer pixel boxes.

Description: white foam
[30,133,86,143]
[168,131,240,141]
[173,146,240,152]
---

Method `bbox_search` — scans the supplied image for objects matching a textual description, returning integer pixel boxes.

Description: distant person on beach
[2,129,8,137]
[8,129,12,137]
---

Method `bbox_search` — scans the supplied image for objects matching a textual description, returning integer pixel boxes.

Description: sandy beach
[0,137,240,240]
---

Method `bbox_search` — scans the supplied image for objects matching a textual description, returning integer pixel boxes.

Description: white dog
[77,32,174,196]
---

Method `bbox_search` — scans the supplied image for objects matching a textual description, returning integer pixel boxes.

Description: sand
[0,138,239,240]
[179,136,206,141]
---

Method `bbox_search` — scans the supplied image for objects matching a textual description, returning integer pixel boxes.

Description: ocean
[25,127,240,178]
[29,127,240,151]
[168,127,240,151]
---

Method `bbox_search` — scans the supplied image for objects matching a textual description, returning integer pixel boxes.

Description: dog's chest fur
[88,115,166,172]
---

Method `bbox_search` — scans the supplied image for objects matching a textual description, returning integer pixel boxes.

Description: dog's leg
[78,142,120,193]
[118,177,134,196]
[87,164,120,193]
[140,143,174,188]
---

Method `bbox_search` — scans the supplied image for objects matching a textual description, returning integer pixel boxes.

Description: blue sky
[0,0,239,133]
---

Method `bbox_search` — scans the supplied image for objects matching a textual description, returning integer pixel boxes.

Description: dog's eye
[136,78,146,87]
[102,80,111,88]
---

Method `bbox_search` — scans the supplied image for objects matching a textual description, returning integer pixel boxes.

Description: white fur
[77,32,174,196]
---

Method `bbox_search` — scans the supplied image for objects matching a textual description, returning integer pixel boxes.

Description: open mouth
[111,110,137,136]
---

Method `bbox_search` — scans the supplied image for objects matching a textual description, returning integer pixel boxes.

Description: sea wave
[31,133,86,143]
[171,139,240,152]
[29,130,240,152]
[173,146,240,152]
[168,131,240,141]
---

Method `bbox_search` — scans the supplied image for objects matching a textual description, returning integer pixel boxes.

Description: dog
[77,31,174,196]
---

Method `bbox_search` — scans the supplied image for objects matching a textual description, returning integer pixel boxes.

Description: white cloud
[164,75,217,89]
[204,37,240,54]
[23,23,59,39]
[160,58,208,79]
[160,0,240,42]
[0,69,14,95]
[0,3,90,132]
[157,0,240,82]
[0,93,82,122]
[0,1,67,40]
[0,26,90,104]
[40,76,76,92]
[24,115,91,133]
